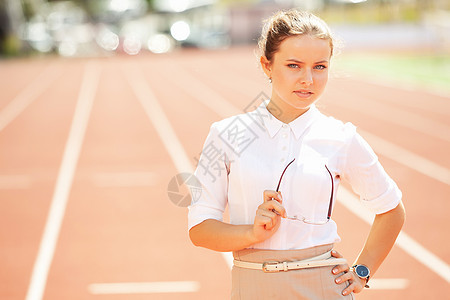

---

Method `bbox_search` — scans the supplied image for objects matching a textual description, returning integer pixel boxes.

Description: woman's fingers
[329,250,365,295]
[262,190,285,217]
[256,206,280,229]
[340,271,364,295]
[256,200,286,228]
[341,281,357,296]
[334,271,353,284]
[330,250,365,295]
[255,214,274,229]
[331,250,343,258]
[263,190,283,203]
[331,250,349,275]
[251,190,286,242]
[260,199,286,218]
[332,264,349,275]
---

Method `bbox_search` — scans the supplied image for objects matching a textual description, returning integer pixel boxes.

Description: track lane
[0,59,84,300]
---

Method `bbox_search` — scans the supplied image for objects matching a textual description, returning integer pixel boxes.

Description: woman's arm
[353,200,406,275]
[333,201,406,295]
[189,219,257,252]
[189,190,286,252]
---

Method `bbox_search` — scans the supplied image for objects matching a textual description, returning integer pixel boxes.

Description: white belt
[233,250,347,273]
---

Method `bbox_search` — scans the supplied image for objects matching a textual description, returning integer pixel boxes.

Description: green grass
[334,52,450,95]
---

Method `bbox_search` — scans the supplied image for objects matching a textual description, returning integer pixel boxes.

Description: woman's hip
[231,244,354,300]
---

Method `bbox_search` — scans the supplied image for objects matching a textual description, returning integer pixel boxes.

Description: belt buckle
[262,261,280,273]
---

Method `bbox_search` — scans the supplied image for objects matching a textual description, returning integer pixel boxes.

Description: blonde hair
[258,10,335,61]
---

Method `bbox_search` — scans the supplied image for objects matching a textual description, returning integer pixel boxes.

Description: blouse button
[282,124,288,128]
[282,146,287,151]
[282,133,288,138]
[281,158,285,162]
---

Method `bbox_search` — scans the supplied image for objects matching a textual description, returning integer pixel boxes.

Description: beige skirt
[231,244,354,300]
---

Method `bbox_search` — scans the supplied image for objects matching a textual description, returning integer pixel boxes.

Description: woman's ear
[260,56,272,78]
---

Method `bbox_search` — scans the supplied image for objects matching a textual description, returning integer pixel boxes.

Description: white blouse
[188,101,401,250]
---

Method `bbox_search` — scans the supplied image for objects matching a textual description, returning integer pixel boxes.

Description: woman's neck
[266,100,310,124]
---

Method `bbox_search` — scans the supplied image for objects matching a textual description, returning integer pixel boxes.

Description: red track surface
[0,47,449,299]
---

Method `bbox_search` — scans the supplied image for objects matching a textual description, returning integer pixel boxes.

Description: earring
[269,77,272,83]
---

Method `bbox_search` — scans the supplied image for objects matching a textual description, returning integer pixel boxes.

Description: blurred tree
[1,0,26,55]
[145,0,155,11]
[23,0,47,19]
[0,2,10,54]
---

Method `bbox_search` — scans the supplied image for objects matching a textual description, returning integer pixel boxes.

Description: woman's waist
[233,243,334,263]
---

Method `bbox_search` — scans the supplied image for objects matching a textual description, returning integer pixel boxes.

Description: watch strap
[365,277,370,288]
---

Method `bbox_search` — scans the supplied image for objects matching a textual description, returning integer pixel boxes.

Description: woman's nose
[300,69,313,86]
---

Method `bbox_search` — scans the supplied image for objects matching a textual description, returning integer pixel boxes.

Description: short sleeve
[188,122,230,231]
[342,130,402,214]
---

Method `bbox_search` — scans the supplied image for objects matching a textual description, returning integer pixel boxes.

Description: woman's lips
[294,90,313,98]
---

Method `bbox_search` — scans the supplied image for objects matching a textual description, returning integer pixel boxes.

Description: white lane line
[359,129,450,185]
[0,175,32,189]
[88,281,200,294]
[338,187,450,283]
[0,64,61,133]
[25,62,101,300]
[122,62,235,270]
[169,68,450,281]
[367,278,409,290]
[90,172,158,187]
[123,63,191,173]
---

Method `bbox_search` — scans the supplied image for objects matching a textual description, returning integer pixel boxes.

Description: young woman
[188,9,405,299]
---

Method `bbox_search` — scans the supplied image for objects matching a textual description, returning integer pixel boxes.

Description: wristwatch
[351,264,370,288]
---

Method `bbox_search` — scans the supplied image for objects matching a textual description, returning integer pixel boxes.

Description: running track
[1,47,449,299]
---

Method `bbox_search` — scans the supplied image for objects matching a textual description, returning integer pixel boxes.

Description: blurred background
[1,0,449,92]
[1,0,449,54]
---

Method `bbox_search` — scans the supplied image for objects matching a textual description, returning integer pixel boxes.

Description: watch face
[356,265,369,278]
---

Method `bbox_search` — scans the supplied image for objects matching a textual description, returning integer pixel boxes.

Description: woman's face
[261,35,331,118]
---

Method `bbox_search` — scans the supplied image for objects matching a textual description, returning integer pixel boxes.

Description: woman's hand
[251,190,286,243]
[331,250,365,296]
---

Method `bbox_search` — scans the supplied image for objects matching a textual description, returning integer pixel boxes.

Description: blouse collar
[254,100,319,139]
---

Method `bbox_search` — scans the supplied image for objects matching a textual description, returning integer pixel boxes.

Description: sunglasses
[275,158,334,225]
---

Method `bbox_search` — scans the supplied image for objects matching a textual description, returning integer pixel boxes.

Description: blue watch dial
[355,265,369,278]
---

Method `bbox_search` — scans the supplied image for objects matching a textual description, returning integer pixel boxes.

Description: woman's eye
[287,64,299,68]
[315,65,327,70]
